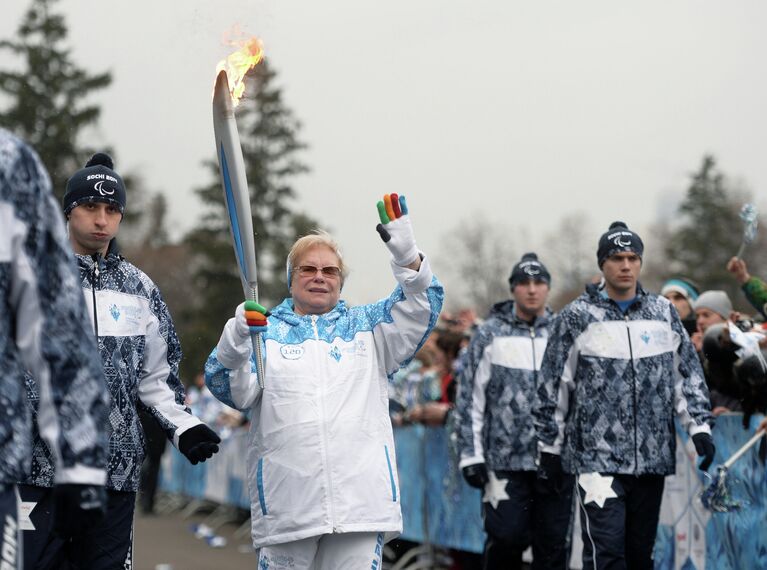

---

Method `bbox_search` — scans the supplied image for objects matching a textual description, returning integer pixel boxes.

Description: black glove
[461,463,489,489]
[52,484,107,538]
[537,452,565,492]
[179,424,221,465]
[692,432,716,471]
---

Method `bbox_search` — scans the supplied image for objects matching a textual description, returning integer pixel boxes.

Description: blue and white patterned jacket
[23,245,202,491]
[534,283,713,476]
[0,128,109,486]
[205,258,443,548]
[457,300,552,473]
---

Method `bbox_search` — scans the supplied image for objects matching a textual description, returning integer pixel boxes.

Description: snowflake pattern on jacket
[0,128,109,485]
[456,300,552,472]
[24,247,197,491]
[534,283,713,476]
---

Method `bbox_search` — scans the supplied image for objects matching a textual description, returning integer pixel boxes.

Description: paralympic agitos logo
[519,260,542,276]
[94,181,115,196]
[86,173,118,196]
[607,230,634,248]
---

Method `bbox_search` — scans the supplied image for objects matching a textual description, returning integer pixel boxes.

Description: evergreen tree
[182,59,318,379]
[0,0,111,198]
[665,155,766,306]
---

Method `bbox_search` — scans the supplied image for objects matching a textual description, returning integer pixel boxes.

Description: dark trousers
[0,483,20,570]
[482,470,574,570]
[577,473,665,570]
[19,485,135,570]
[139,409,167,514]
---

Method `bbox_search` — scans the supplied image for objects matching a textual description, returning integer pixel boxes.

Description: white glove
[233,302,250,339]
[375,193,419,266]
[215,303,252,370]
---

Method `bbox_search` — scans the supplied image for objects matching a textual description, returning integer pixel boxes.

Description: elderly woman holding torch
[204,194,443,569]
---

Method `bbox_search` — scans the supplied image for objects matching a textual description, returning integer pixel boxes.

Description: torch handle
[723,429,765,469]
[736,241,747,259]
[248,286,266,389]
[251,333,266,389]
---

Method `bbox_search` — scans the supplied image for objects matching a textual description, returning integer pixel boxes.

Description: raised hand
[375,194,419,267]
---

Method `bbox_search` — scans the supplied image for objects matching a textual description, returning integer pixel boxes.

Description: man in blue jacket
[457,252,573,570]
[0,129,110,569]
[534,221,715,570]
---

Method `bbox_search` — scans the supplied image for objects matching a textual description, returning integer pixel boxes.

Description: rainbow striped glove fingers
[244,300,269,334]
[235,301,269,339]
[375,194,418,266]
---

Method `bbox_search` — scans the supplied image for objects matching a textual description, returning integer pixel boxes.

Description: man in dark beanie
[535,221,714,570]
[457,253,573,569]
[19,153,222,569]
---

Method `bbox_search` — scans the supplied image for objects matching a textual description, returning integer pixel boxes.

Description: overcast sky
[2,1,765,305]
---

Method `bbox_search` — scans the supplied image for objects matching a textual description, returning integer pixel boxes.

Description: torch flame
[215,37,264,107]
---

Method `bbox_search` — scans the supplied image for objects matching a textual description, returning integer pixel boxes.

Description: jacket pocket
[384,446,397,502]
[256,457,268,515]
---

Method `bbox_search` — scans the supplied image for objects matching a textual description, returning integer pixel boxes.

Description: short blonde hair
[287,230,348,287]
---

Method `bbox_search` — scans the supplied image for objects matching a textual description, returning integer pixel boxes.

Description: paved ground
[131,497,484,570]
[133,503,256,570]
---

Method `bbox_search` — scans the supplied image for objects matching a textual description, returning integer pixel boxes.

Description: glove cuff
[392,246,419,267]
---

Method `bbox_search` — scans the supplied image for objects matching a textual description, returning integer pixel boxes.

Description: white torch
[212,39,266,388]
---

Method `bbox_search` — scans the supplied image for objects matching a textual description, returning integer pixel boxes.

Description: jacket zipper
[529,324,539,396]
[313,315,337,531]
[91,253,102,339]
[624,314,639,472]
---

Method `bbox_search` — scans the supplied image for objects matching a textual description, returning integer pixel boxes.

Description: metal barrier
[160,415,767,569]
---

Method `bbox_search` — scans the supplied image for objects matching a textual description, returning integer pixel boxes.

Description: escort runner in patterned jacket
[0,129,110,563]
[206,196,443,566]
[534,221,714,570]
[457,300,552,473]
[20,153,220,570]
[456,253,573,570]
[534,281,713,475]
[23,244,204,491]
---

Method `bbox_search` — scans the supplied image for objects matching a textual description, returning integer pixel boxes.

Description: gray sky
[2,0,766,305]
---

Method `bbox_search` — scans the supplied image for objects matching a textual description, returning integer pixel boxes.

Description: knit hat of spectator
[509,252,551,289]
[596,221,644,268]
[694,290,733,319]
[63,153,126,217]
[661,278,700,302]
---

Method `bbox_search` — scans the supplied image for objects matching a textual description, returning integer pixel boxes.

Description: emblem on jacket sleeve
[329,346,342,362]
[109,304,121,321]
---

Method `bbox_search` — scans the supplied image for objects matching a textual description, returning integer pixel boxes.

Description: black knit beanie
[63,153,126,216]
[509,252,551,289]
[596,221,644,267]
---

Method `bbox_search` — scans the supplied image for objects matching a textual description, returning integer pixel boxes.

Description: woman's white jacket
[205,257,443,548]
